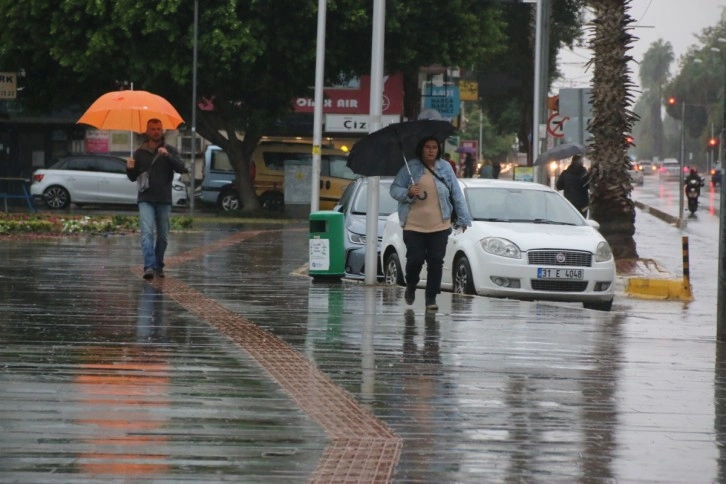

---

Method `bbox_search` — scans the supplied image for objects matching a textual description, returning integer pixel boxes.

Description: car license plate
[537,268,583,279]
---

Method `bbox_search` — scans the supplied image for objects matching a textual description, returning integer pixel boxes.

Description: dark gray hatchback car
[333,177,397,279]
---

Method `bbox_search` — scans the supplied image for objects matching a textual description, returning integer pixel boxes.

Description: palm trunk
[586,0,639,259]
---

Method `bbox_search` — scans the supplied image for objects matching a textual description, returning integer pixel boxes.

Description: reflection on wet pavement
[1,212,726,482]
[0,232,325,481]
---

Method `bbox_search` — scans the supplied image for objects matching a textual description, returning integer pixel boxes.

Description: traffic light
[708,137,719,148]
[625,135,634,145]
[665,95,682,120]
[547,95,559,112]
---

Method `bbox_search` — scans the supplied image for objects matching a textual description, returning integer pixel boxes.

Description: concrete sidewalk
[1,198,724,483]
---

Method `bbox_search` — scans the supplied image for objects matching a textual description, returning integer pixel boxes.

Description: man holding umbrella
[390,136,472,311]
[126,119,189,279]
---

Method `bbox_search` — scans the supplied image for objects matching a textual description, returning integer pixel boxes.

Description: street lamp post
[717,39,726,339]
[678,100,686,228]
[190,0,198,217]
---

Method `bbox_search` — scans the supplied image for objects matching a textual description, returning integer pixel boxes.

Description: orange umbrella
[77,90,184,133]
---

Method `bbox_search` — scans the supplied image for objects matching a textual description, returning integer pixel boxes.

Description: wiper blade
[532,218,576,226]
[474,217,509,222]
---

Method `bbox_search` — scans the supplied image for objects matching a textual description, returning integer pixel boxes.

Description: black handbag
[424,164,458,225]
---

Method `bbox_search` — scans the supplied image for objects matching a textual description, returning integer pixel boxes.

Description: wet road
[1,198,725,482]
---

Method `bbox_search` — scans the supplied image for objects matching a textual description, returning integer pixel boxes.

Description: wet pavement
[1,189,725,483]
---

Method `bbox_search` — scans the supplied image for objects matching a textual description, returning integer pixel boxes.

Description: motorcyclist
[684,168,704,197]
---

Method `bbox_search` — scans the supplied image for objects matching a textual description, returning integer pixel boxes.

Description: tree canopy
[474,0,586,161]
[632,39,673,160]
[0,0,515,210]
[0,0,586,211]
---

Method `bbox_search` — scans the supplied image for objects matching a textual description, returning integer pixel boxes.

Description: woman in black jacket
[555,155,589,216]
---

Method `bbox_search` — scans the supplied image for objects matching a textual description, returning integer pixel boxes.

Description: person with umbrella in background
[555,154,589,217]
[126,118,189,279]
[390,136,472,311]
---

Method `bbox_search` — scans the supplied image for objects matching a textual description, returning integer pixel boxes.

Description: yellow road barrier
[625,236,693,301]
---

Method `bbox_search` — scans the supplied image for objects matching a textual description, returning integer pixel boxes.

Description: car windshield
[352,182,397,216]
[466,186,585,225]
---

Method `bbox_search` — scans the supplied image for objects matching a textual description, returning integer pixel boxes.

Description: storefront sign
[325,114,400,133]
[84,130,110,153]
[0,72,17,99]
[294,73,404,115]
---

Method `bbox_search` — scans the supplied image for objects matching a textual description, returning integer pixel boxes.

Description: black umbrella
[347,120,457,177]
[534,143,586,166]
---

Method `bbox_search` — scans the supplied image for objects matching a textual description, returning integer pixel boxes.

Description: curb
[620,200,692,301]
[633,200,683,228]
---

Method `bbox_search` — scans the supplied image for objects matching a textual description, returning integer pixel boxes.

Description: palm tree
[586,0,639,259]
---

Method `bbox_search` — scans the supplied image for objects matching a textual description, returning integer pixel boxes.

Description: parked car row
[30,154,188,209]
[199,141,358,211]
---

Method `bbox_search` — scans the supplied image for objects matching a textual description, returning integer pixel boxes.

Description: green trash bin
[309,210,345,279]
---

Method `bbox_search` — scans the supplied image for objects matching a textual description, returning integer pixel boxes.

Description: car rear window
[98,158,126,174]
[67,158,99,171]
[210,150,234,172]
[263,152,303,171]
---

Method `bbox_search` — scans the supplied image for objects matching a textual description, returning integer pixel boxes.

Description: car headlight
[595,241,613,262]
[480,237,521,259]
[348,232,365,245]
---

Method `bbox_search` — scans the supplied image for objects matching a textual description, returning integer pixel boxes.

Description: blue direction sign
[422,83,460,119]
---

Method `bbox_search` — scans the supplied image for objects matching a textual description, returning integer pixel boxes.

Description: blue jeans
[403,228,451,301]
[138,202,171,271]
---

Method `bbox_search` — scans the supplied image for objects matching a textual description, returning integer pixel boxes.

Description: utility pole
[526,0,550,185]
[678,101,685,229]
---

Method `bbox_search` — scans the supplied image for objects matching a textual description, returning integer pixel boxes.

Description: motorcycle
[685,177,703,215]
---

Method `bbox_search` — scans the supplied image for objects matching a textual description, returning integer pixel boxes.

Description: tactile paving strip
[134,229,402,482]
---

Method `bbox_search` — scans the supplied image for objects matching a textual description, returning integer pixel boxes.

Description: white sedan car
[381,179,615,311]
[31,154,188,209]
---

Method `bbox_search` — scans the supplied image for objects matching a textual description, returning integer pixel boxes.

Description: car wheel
[384,252,405,286]
[218,187,240,211]
[259,191,284,211]
[453,256,476,295]
[43,186,70,209]
[583,299,613,312]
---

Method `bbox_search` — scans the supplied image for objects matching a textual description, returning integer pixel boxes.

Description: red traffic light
[625,135,634,144]
[709,137,719,147]
[667,96,677,105]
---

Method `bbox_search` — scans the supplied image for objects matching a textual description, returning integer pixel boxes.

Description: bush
[0,213,193,235]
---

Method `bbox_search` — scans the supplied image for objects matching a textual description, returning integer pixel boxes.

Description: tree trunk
[586,0,639,260]
[196,111,261,212]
